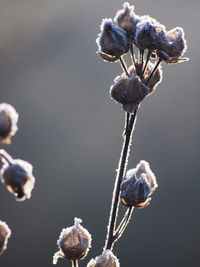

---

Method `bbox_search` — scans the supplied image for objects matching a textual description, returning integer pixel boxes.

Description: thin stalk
[140,49,144,70]
[130,42,136,67]
[71,260,78,267]
[119,57,130,77]
[0,149,14,164]
[114,207,134,240]
[145,58,162,85]
[104,107,138,250]
[123,113,130,137]
[141,50,151,78]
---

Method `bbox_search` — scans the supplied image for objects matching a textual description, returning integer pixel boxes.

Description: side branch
[0,149,14,164]
[114,207,134,241]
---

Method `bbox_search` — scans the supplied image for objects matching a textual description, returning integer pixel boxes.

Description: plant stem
[145,58,162,85]
[123,113,130,137]
[140,49,144,70]
[141,50,151,78]
[71,260,78,267]
[119,57,130,77]
[0,149,14,164]
[104,107,138,250]
[130,42,136,67]
[114,207,134,240]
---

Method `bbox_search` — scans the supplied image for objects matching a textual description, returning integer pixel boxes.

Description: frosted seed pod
[0,221,11,255]
[1,159,35,201]
[120,160,157,208]
[135,15,166,51]
[120,172,151,208]
[87,250,120,267]
[163,27,187,58]
[96,18,129,62]
[114,2,140,37]
[110,72,149,114]
[53,218,92,264]
[0,103,18,144]
[159,27,188,63]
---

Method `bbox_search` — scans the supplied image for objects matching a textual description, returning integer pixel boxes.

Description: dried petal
[164,57,189,64]
[97,51,119,62]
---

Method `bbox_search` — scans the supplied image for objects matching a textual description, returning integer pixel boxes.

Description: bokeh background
[0,0,199,266]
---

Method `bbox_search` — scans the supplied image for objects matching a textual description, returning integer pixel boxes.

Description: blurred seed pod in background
[0,221,11,255]
[0,159,35,201]
[0,103,18,144]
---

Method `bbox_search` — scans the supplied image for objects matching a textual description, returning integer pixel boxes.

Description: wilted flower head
[110,71,149,114]
[135,15,166,51]
[114,2,140,37]
[120,160,157,208]
[0,221,11,255]
[158,27,188,63]
[87,250,119,267]
[0,159,35,201]
[0,103,18,144]
[96,18,129,62]
[53,218,92,264]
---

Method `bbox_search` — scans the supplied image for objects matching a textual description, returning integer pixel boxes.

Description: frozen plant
[0,103,18,144]
[0,153,35,201]
[0,103,36,255]
[53,218,92,267]
[0,221,11,255]
[53,2,188,266]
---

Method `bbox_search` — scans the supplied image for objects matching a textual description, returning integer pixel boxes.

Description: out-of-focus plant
[0,103,36,256]
[0,221,11,255]
[53,2,188,266]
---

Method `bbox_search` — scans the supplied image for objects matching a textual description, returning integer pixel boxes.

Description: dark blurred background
[0,0,199,266]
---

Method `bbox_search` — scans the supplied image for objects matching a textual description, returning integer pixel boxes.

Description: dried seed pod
[96,18,129,62]
[163,27,187,58]
[0,159,35,201]
[87,250,120,267]
[120,160,157,208]
[0,103,18,144]
[121,173,151,208]
[0,221,11,255]
[158,27,188,63]
[135,15,166,51]
[114,2,140,37]
[110,72,149,114]
[53,218,92,264]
